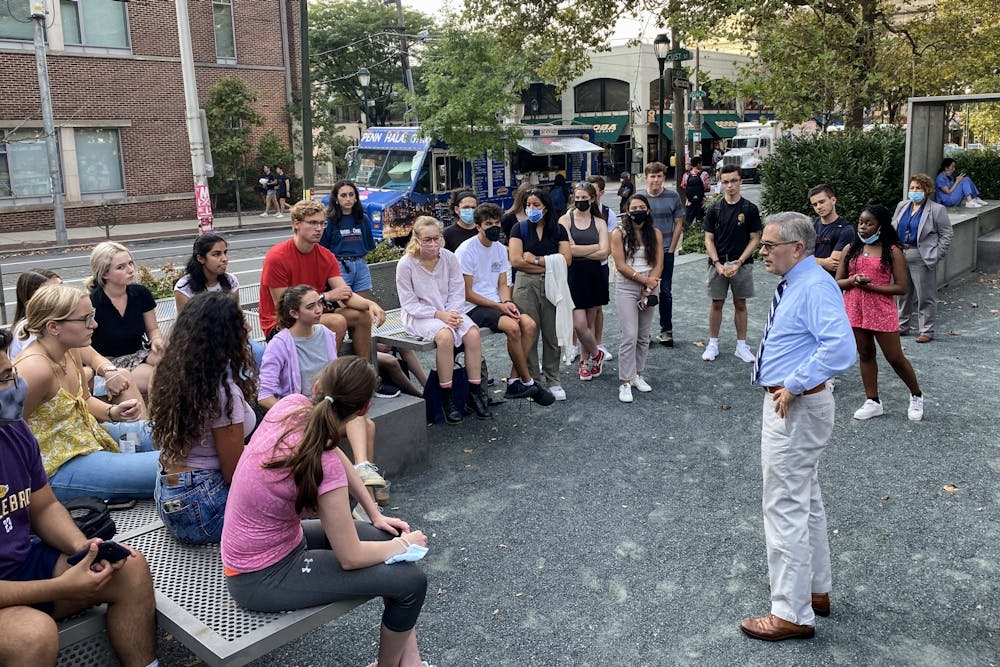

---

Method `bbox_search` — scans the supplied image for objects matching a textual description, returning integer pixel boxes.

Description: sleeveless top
[568,210,599,246]
[21,354,119,476]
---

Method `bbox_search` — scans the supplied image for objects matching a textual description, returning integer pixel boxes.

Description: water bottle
[119,432,138,454]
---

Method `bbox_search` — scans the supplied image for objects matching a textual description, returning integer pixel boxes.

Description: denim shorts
[8,538,61,613]
[337,257,373,292]
[154,467,229,545]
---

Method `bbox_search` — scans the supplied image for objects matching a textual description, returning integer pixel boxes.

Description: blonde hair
[405,216,443,257]
[23,284,88,339]
[291,199,326,222]
[86,241,130,289]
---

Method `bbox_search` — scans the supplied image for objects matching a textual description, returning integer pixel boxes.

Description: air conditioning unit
[29,1,46,18]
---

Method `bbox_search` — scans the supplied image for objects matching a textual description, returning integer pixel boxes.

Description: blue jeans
[338,257,373,292]
[154,467,229,545]
[49,449,160,502]
[658,251,676,333]
[101,419,154,452]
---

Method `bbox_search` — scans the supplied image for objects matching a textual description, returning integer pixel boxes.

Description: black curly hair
[843,204,899,273]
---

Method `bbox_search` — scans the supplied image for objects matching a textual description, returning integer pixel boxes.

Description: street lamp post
[653,33,670,164]
[358,68,371,129]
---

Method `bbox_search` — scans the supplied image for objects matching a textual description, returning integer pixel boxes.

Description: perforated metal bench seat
[372,309,438,353]
[56,501,373,667]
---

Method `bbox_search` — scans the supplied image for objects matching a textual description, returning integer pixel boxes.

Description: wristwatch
[533,256,540,265]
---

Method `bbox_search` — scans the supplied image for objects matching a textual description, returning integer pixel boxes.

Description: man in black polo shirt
[808,184,854,276]
[702,164,762,363]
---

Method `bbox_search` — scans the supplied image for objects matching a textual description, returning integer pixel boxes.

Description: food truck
[345,125,602,241]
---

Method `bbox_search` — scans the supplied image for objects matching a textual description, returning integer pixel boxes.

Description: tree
[407,27,524,160]
[309,0,435,127]
[204,78,264,194]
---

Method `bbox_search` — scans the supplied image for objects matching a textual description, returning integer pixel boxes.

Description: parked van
[345,126,602,240]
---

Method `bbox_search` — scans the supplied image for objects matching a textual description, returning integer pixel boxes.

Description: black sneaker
[532,385,556,406]
[374,382,401,399]
[504,380,535,400]
[658,330,674,347]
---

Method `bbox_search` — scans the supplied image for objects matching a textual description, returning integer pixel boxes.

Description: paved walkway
[148,255,999,666]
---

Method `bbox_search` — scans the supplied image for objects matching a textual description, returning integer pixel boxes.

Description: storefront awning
[702,113,741,139]
[571,115,629,143]
[517,136,604,155]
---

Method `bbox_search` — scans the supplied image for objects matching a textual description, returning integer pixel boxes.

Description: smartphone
[66,540,131,566]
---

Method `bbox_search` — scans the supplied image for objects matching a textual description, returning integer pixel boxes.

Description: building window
[574,79,629,114]
[75,128,124,194]
[521,84,561,117]
[213,0,236,62]
[61,0,129,48]
[1,0,35,40]
[1,130,54,198]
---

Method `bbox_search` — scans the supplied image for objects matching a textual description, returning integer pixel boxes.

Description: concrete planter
[368,259,400,310]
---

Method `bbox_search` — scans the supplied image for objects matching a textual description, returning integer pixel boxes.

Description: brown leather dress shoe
[740,614,815,641]
[812,593,830,617]
[916,334,934,343]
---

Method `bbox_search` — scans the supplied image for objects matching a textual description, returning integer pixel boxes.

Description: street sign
[690,90,707,98]
[671,72,690,90]
[666,48,692,61]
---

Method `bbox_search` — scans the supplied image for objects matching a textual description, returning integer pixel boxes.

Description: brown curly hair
[909,173,935,200]
[149,291,256,465]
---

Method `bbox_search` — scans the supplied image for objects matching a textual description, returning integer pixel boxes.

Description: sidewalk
[0,211,288,253]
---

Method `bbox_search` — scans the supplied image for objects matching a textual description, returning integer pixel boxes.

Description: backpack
[685,171,705,204]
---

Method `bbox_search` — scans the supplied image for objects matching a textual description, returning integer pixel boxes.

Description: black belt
[338,255,365,262]
[900,244,916,250]
[764,383,826,396]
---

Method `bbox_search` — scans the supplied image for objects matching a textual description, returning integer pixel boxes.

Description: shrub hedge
[758,128,906,224]
[949,149,1000,201]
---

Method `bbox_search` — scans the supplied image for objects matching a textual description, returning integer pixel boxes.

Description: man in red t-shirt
[259,199,385,358]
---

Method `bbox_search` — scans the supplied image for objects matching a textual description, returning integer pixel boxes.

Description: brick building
[0,0,300,234]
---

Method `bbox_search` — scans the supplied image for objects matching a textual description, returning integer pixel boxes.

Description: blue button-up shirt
[755,257,856,394]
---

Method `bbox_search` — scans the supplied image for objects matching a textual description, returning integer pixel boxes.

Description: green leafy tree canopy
[204,77,265,192]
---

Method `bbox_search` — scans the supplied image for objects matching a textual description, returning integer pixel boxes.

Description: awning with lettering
[516,136,604,155]
[702,113,741,139]
[571,115,629,143]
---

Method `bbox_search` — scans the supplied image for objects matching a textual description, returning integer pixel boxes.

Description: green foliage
[257,129,294,172]
[408,27,524,161]
[136,264,183,300]
[758,128,905,222]
[950,150,1000,201]
[365,240,404,264]
[309,0,435,127]
[681,220,706,255]
[204,78,265,194]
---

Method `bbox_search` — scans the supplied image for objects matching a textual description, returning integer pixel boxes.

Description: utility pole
[174,0,213,232]
[670,25,685,188]
[390,0,415,95]
[300,0,312,195]
[692,47,703,165]
[31,1,67,246]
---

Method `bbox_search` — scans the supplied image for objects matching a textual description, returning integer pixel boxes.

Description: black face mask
[574,200,591,212]
[484,226,503,242]
[629,210,650,225]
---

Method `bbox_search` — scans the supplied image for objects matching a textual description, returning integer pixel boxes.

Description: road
[0,228,284,324]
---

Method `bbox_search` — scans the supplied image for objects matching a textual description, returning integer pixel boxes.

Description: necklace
[38,341,68,375]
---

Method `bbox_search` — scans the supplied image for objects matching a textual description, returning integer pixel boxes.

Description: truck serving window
[347,149,424,191]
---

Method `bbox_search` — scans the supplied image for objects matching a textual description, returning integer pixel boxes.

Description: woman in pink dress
[836,205,924,422]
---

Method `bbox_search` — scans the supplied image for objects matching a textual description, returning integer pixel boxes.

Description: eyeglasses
[417,236,442,245]
[0,365,17,384]
[62,312,97,326]
[299,219,327,227]
[759,241,798,251]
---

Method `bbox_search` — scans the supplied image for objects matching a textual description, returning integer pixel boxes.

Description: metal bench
[56,501,373,667]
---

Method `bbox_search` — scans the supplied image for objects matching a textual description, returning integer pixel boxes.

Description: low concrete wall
[938,202,1000,286]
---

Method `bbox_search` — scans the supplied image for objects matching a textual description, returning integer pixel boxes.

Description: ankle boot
[440,387,463,424]
[466,383,493,420]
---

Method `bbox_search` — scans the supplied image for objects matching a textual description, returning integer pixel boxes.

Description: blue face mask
[859,230,881,245]
[0,376,28,425]
[526,208,544,223]
[908,191,925,204]
[458,208,475,224]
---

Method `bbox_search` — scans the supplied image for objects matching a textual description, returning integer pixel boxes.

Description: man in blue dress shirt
[741,212,856,642]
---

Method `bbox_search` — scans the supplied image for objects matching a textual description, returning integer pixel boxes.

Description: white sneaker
[549,385,567,401]
[734,343,756,363]
[964,200,983,208]
[907,394,924,421]
[702,343,719,361]
[618,383,634,403]
[563,344,579,365]
[853,399,884,420]
[275,213,284,218]
[597,344,613,361]
[630,375,652,392]
[974,197,987,205]
[260,212,270,217]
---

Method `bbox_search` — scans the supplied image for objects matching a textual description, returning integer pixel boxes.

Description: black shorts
[466,305,504,332]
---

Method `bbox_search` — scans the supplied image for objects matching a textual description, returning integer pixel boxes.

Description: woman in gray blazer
[890,173,953,343]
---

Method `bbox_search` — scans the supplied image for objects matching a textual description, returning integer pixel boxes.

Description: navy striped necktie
[752,279,787,384]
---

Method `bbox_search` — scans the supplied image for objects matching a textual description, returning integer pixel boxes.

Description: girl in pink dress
[836,205,924,422]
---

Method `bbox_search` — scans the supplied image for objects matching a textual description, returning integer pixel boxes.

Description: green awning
[649,113,695,141]
[702,113,741,139]
[571,115,629,143]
